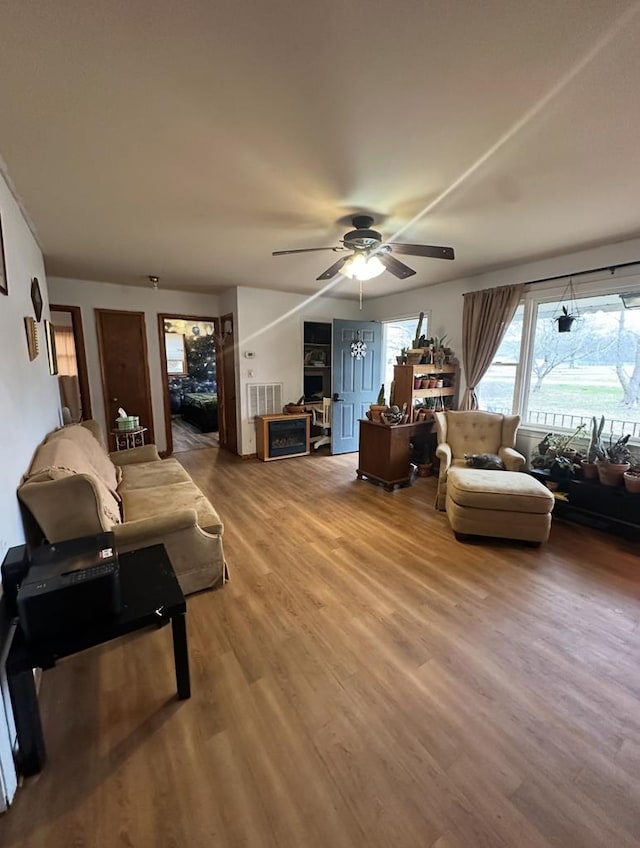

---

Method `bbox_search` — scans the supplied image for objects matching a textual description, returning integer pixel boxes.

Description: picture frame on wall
[44,319,58,375]
[0,214,7,296]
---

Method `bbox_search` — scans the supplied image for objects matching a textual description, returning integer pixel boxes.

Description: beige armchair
[434,410,525,510]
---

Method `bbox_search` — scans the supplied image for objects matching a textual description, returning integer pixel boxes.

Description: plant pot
[557,315,575,333]
[581,460,598,480]
[427,378,437,388]
[283,404,306,414]
[417,463,433,478]
[396,355,406,365]
[623,472,640,494]
[369,404,387,422]
[596,460,630,487]
[414,377,422,389]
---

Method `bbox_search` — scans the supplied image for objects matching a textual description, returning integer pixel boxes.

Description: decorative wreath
[350,339,367,359]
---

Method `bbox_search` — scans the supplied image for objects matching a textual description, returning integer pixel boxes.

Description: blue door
[331,319,383,454]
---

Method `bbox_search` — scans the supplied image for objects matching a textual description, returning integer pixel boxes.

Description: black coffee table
[6,543,190,776]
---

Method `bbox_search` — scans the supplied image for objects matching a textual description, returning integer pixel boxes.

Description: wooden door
[217,313,238,454]
[331,319,382,454]
[96,309,154,449]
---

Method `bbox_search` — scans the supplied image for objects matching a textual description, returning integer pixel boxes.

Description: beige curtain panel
[461,283,524,410]
[53,325,78,377]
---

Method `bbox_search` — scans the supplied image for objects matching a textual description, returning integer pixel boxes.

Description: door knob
[332,393,343,402]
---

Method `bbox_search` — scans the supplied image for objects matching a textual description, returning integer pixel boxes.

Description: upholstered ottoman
[446,467,554,544]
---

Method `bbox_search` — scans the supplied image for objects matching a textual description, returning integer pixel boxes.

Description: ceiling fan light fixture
[342,253,385,281]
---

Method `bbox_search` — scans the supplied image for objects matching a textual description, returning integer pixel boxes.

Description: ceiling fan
[272,215,455,281]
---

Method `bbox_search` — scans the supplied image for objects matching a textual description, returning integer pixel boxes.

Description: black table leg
[171,612,191,699]
[6,645,46,776]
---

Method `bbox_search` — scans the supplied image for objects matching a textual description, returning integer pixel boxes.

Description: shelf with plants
[393,363,458,422]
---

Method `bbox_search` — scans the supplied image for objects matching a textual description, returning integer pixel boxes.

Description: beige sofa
[18,421,226,595]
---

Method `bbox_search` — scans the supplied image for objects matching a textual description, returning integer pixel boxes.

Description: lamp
[342,253,385,281]
[620,292,640,309]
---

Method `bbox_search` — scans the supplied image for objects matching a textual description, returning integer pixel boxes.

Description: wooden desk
[357,419,433,490]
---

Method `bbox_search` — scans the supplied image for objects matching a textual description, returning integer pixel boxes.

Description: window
[476,305,524,414]
[165,332,188,376]
[383,316,423,390]
[524,292,640,438]
[478,283,640,441]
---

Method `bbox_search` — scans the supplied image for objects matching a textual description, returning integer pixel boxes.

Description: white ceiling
[1,0,640,300]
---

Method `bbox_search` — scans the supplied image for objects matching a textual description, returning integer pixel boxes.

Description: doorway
[158,315,219,454]
[50,304,92,422]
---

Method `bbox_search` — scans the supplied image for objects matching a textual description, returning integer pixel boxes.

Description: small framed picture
[44,319,58,375]
[31,277,43,321]
[0,215,7,296]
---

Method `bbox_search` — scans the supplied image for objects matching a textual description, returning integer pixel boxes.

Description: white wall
[0,168,60,807]
[48,277,221,452]
[0,175,60,556]
[235,286,365,454]
[367,234,640,401]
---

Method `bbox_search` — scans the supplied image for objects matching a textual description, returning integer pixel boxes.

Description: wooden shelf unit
[393,364,458,422]
[303,321,332,400]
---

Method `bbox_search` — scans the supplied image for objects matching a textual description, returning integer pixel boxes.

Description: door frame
[217,313,238,454]
[95,308,155,448]
[157,313,219,456]
[50,304,92,420]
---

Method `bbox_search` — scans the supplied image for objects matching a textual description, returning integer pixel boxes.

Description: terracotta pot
[369,404,387,422]
[414,377,422,389]
[421,378,431,388]
[428,378,437,388]
[417,464,433,478]
[596,460,630,487]
[623,472,640,494]
[581,460,598,480]
[283,404,306,414]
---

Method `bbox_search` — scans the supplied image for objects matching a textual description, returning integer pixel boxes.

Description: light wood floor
[171,416,219,452]
[2,449,640,847]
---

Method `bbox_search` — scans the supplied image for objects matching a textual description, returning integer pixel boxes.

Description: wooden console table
[357,419,433,490]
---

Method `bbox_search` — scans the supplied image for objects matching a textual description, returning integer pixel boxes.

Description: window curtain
[53,325,78,376]
[461,283,524,410]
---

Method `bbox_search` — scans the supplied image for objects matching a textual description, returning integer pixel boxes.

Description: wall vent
[248,383,283,418]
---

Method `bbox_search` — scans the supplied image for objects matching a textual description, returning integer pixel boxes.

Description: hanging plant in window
[552,277,580,333]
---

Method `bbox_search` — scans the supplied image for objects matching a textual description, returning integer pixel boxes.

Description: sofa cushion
[117,458,191,493]
[121,481,224,535]
[47,424,119,495]
[447,467,554,515]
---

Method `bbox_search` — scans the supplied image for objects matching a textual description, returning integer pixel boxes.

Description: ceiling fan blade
[386,243,455,260]
[379,253,416,279]
[316,256,349,280]
[272,246,344,256]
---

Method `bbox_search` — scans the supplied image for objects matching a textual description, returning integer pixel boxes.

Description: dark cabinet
[357,419,433,490]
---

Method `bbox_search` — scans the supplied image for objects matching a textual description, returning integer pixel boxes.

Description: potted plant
[623,466,640,494]
[369,384,388,422]
[582,415,604,479]
[596,433,632,486]
[555,306,577,333]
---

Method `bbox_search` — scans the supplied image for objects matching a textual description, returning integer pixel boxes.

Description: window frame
[506,269,640,440]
